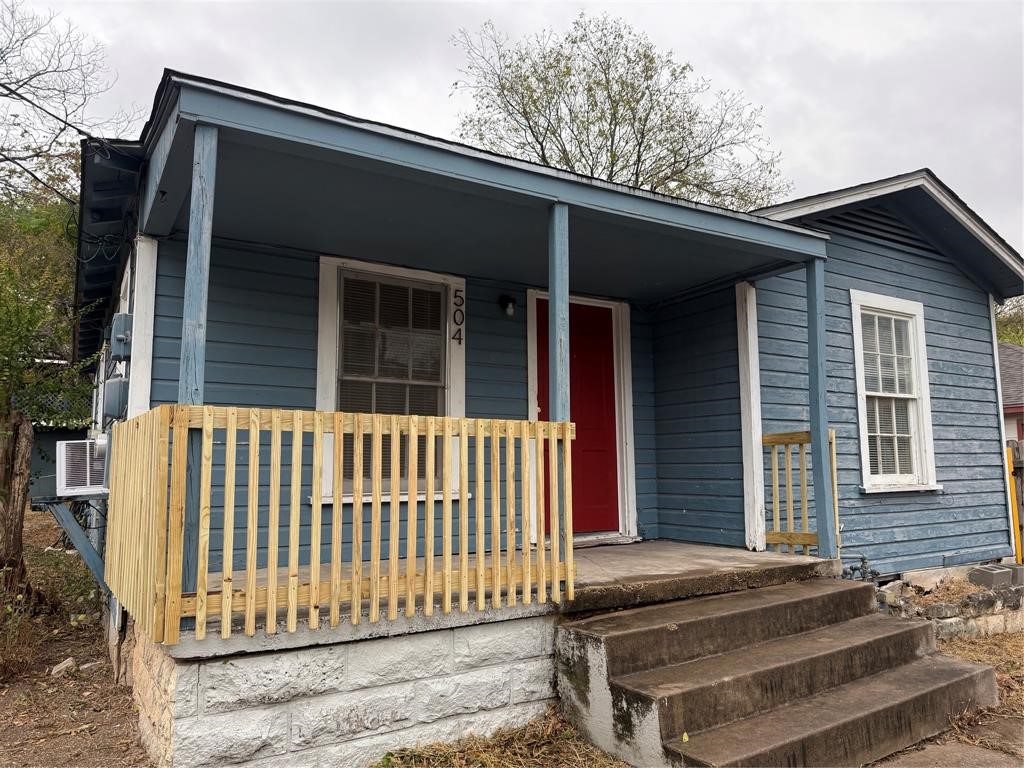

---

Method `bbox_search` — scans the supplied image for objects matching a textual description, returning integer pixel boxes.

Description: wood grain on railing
[106,406,576,645]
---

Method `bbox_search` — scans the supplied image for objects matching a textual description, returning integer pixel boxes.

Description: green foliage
[454,13,791,210]
[0,150,92,427]
[996,297,1024,346]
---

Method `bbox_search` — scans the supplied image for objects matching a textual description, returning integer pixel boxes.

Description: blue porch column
[548,202,570,421]
[179,124,218,591]
[806,256,838,559]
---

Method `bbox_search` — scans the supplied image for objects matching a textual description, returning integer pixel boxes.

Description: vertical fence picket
[221,408,237,638]
[548,423,561,603]
[369,415,383,623]
[505,420,516,606]
[286,410,303,632]
[266,409,282,634]
[330,412,344,627]
[164,406,188,643]
[520,421,532,605]
[784,444,794,554]
[535,423,547,604]
[195,406,214,640]
[310,412,324,630]
[152,407,171,642]
[388,415,401,621]
[490,419,501,608]
[770,446,780,551]
[458,418,469,612]
[245,409,260,636]
[351,414,364,625]
[474,418,485,610]
[405,415,419,618]
[799,444,809,555]
[423,417,435,616]
[562,425,574,600]
[441,417,453,614]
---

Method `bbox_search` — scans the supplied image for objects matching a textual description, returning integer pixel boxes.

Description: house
[999,341,1023,441]
[74,71,1021,767]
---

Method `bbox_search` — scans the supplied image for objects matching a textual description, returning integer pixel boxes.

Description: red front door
[537,299,620,534]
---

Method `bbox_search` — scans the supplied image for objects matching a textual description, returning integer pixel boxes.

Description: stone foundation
[879,582,1024,639]
[131,615,556,767]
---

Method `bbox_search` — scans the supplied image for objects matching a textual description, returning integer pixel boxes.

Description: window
[850,290,938,492]
[315,258,466,500]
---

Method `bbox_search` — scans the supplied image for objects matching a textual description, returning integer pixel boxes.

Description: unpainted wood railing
[762,428,839,554]
[105,405,576,644]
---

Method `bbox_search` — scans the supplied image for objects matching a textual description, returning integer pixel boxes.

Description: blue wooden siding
[756,210,1011,575]
[152,239,657,570]
[653,289,745,546]
[631,308,659,539]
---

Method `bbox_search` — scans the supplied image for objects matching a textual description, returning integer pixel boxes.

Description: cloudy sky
[37,0,1024,249]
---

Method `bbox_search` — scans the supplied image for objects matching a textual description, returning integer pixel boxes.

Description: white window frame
[850,289,940,493]
[315,256,466,503]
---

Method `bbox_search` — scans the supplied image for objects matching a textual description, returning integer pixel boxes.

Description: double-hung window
[850,290,938,492]
[315,258,466,499]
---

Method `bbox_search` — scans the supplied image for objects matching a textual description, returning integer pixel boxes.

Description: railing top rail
[762,430,812,446]
[136,405,576,440]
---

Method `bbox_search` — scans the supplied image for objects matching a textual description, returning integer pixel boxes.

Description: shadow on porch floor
[570,540,841,613]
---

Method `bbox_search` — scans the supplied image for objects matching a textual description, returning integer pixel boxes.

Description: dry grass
[373,706,626,768]
[911,578,985,607]
[940,633,1024,717]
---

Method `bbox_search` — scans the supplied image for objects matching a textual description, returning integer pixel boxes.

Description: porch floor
[569,540,841,612]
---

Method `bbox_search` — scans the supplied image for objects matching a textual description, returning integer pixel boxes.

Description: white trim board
[736,282,765,551]
[526,290,638,539]
[315,256,467,500]
[127,235,157,417]
[849,289,940,493]
[990,295,1016,552]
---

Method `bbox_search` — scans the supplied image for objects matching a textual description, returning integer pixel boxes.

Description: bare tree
[0,0,132,202]
[453,13,792,210]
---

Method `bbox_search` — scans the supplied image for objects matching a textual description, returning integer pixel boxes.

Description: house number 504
[451,288,465,345]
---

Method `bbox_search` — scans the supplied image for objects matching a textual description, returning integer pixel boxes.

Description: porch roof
[76,69,830,361]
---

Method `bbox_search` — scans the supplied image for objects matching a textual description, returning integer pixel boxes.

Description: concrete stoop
[556,578,998,767]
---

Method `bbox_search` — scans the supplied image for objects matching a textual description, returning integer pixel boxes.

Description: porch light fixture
[499,295,516,318]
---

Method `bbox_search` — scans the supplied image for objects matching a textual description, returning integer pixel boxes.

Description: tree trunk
[0,410,34,591]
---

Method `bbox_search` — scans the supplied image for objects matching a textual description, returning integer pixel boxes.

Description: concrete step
[614,613,935,740]
[560,578,876,677]
[664,655,998,767]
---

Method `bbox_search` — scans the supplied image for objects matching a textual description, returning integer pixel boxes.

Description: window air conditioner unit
[56,439,107,497]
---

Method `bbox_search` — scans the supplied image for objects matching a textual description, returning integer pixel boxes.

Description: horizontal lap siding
[631,308,659,538]
[756,226,1011,575]
[653,289,744,546]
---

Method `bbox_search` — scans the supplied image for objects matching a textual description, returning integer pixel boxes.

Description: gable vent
[56,439,107,497]
[816,205,942,256]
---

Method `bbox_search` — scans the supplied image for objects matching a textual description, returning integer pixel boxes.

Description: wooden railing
[105,405,576,644]
[762,428,839,554]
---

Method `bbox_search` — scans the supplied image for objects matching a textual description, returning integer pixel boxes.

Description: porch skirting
[130,614,556,767]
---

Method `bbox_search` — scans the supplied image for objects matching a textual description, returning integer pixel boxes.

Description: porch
[89,73,843,647]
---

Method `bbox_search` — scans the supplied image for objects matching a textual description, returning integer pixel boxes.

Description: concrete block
[202,644,346,713]
[452,616,554,670]
[173,707,290,767]
[511,658,556,704]
[413,666,512,721]
[346,629,452,689]
[1010,564,1024,587]
[290,681,418,748]
[968,565,1012,589]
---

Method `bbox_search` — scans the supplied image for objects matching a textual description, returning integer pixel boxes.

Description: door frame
[526,290,638,539]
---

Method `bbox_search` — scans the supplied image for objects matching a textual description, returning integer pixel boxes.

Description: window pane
[412,289,443,331]
[375,382,407,414]
[343,278,376,325]
[896,357,913,395]
[880,436,897,474]
[864,353,880,392]
[342,327,376,376]
[379,283,410,328]
[879,353,897,393]
[894,318,910,356]
[338,380,372,413]
[866,397,878,432]
[894,399,911,435]
[896,436,914,475]
[410,385,442,416]
[411,334,443,382]
[379,330,411,379]
[868,436,880,475]
[862,313,878,353]
[877,316,894,355]
[877,398,895,435]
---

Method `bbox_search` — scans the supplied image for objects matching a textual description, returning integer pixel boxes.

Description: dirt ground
[0,509,147,768]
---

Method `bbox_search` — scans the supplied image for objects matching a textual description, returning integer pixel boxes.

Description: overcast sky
[37,0,1024,250]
